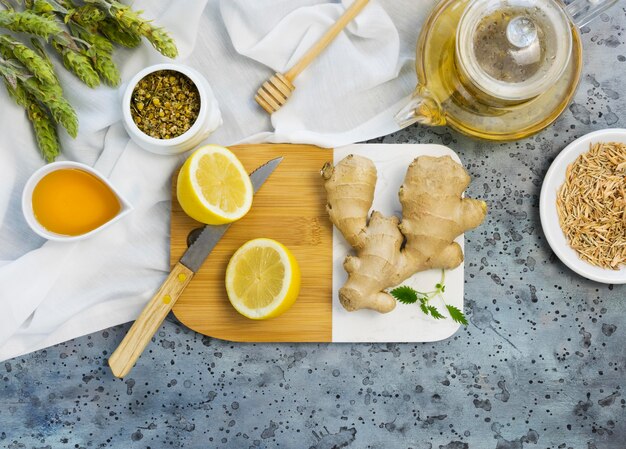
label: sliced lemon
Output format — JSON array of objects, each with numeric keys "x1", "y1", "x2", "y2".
[
  {"x1": 225, "y1": 238, "x2": 301, "y2": 320},
  {"x1": 177, "y1": 145, "x2": 253, "y2": 225}
]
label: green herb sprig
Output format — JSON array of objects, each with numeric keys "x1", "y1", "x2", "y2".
[
  {"x1": 0, "y1": 34, "x2": 56, "y2": 83},
  {"x1": 0, "y1": 0, "x2": 178, "y2": 162},
  {"x1": 0, "y1": 9, "x2": 61, "y2": 38},
  {"x1": 5, "y1": 79, "x2": 60, "y2": 161},
  {"x1": 97, "y1": 17, "x2": 140, "y2": 48},
  {"x1": 389, "y1": 270, "x2": 468, "y2": 325},
  {"x1": 88, "y1": 0, "x2": 178, "y2": 58},
  {"x1": 0, "y1": 55, "x2": 77, "y2": 136}
]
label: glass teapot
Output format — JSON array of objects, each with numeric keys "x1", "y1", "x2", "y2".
[{"x1": 395, "y1": 0, "x2": 618, "y2": 141}]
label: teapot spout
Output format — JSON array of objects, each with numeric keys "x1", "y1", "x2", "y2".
[{"x1": 395, "y1": 86, "x2": 446, "y2": 128}]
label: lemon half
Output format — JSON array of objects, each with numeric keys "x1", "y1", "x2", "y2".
[
  {"x1": 177, "y1": 145, "x2": 253, "y2": 225},
  {"x1": 225, "y1": 238, "x2": 301, "y2": 320}
]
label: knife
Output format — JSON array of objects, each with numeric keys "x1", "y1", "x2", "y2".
[{"x1": 108, "y1": 157, "x2": 283, "y2": 378}]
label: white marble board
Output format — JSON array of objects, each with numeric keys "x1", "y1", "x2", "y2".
[{"x1": 332, "y1": 144, "x2": 465, "y2": 343}]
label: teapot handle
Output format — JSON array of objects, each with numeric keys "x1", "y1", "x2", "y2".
[
  {"x1": 395, "y1": 86, "x2": 446, "y2": 129},
  {"x1": 565, "y1": 0, "x2": 618, "y2": 28}
]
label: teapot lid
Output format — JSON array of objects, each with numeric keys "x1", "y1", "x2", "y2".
[{"x1": 456, "y1": 0, "x2": 572, "y2": 101}]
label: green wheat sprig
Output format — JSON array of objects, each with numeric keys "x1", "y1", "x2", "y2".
[
  {"x1": 21, "y1": 74, "x2": 78, "y2": 137},
  {"x1": 52, "y1": 38, "x2": 99, "y2": 87},
  {"x1": 1, "y1": 58, "x2": 79, "y2": 137},
  {"x1": 27, "y1": 97, "x2": 59, "y2": 161},
  {"x1": 0, "y1": 10, "x2": 61, "y2": 38},
  {"x1": 4, "y1": 78, "x2": 60, "y2": 161},
  {"x1": 81, "y1": 30, "x2": 119, "y2": 85},
  {"x1": 76, "y1": 25, "x2": 112, "y2": 52},
  {"x1": 27, "y1": 0, "x2": 55, "y2": 15},
  {"x1": 71, "y1": 25, "x2": 119, "y2": 85},
  {"x1": 97, "y1": 17, "x2": 139, "y2": 47},
  {"x1": 69, "y1": 4, "x2": 105, "y2": 28},
  {"x1": 35, "y1": 0, "x2": 118, "y2": 86},
  {"x1": 0, "y1": 34, "x2": 57, "y2": 84},
  {"x1": 0, "y1": 0, "x2": 178, "y2": 162},
  {"x1": 24, "y1": 0, "x2": 102, "y2": 88},
  {"x1": 89, "y1": 0, "x2": 177, "y2": 58}
]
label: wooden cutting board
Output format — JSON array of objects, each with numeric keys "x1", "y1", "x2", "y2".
[
  {"x1": 171, "y1": 144, "x2": 466, "y2": 343},
  {"x1": 171, "y1": 144, "x2": 334, "y2": 342}
]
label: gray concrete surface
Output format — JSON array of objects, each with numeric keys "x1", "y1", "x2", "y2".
[{"x1": 1, "y1": 9, "x2": 625, "y2": 449}]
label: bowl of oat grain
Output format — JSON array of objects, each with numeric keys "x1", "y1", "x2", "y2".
[
  {"x1": 540, "y1": 128, "x2": 626, "y2": 284},
  {"x1": 122, "y1": 64, "x2": 222, "y2": 155}
]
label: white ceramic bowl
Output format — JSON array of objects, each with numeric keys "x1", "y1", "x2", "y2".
[
  {"x1": 22, "y1": 161, "x2": 133, "y2": 242},
  {"x1": 540, "y1": 128, "x2": 626, "y2": 284},
  {"x1": 122, "y1": 64, "x2": 222, "y2": 155}
]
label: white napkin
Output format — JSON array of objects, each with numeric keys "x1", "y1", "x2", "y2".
[{"x1": 0, "y1": 0, "x2": 432, "y2": 361}]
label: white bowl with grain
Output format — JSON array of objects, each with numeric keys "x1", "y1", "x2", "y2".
[
  {"x1": 540, "y1": 128, "x2": 626, "y2": 284},
  {"x1": 122, "y1": 63, "x2": 222, "y2": 155}
]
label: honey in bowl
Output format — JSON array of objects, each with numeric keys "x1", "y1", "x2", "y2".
[{"x1": 32, "y1": 168, "x2": 121, "y2": 236}]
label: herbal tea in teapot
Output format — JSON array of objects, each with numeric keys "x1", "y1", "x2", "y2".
[{"x1": 396, "y1": 0, "x2": 617, "y2": 141}]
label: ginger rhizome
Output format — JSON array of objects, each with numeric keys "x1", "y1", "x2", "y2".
[{"x1": 322, "y1": 154, "x2": 487, "y2": 313}]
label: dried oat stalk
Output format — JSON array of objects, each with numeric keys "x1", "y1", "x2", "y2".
[{"x1": 557, "y1": 142, "x2": 626, "y2": 269}]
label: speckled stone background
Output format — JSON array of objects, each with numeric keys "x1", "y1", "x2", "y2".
[{"x1": 2, "y1": 8, "x2": 626, "y2": 449}]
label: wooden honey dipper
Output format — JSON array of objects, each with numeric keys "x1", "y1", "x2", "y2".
[{"x1": 255, "y1": 0, "x2": 370, "y2": 114}]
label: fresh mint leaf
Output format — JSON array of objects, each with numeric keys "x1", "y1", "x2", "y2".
[
  {"x1": 445, "y1": 305, "x2": 468, "y2": 325},
  {"x1": 392, "y1": 270, "x2": 460, "y2": 325},
  {"x1": 426, "y1": 305, "x2": 445, "y2": 320},
  {"x1": 390, "y1": 286, "x2": 418, "y2": 304}
]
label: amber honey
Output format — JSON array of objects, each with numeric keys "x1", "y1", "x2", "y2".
[{"x1": 32, "y1": 168, "x2": 121, "y2": 236}]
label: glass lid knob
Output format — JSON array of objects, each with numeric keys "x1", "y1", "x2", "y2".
[
  {"x1": 456, "y1": 0, "x2": 573, "y2": 101},
  {"x1": 506, "y1": 16, "x2": 538, "y2": 48}
]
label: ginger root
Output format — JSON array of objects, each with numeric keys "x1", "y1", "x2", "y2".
[{"x1": 322, "y1": 154, "x2": 487, "y2": 313}]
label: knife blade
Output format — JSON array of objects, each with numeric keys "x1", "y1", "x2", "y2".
[
  {"x1": 108, "y1": 156, "x2": 283, "y2": 378},
  {"x1": 180, "y1": 156, "x2": 283, "y2": 273}
]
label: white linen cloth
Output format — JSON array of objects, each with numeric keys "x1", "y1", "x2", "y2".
[{"x1": 0, "y1": 0, "x2": 432, "y2": 361}]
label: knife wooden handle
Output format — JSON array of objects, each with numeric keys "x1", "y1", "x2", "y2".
[{"x1": 108, "y1": 262, "x2": 194, "y2": 378}]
